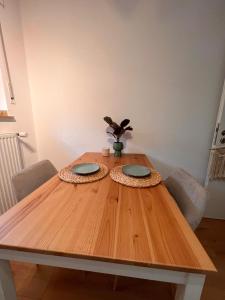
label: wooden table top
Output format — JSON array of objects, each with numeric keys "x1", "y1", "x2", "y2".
[{"x1": 0, "y1": 153, "x2": 216, "y2": 273}]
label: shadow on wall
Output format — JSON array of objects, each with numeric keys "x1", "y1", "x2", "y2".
[
  {"x1": 18, "y1": 137, "x2": 37, "y2": 168},
  {"x1": 19, "y1": 138, "x2": 36, "y2": 154},
  {"x1": 149, "y1": 156, "x2": 175, "y2": 180},
  {"x1": 110, "y1": 0, "x2": 139, "y2": 16}
]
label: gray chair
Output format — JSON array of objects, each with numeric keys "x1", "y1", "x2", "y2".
[
  {"x1": 12, "y1": 160, "x2": 57, "y2": 201},
  {"x1": 164, "y1": 168, "x2": 207, "y2": 231}
]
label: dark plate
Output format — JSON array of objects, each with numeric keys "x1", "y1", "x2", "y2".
[
  {"x1": 122, "y1": 164, "x2": 151, "y2": 178},
  {"x1": 72, "y1": 163, "x2": 100, "y2": 175}
]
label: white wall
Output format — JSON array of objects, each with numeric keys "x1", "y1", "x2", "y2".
[
  {"x1": 0, "y1": 0, "x2": 37, "y2": 166},
  {"x1": 20, "y1": 0, "x2": 225, "y2": 216}
]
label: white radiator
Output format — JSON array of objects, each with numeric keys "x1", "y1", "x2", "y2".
[{"x1": 0, "y1": 133, "x2": 23, "y2": 213}]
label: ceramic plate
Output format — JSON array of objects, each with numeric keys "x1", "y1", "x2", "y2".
[
  {"x1": 72, "y1": 163, "x2": 100, "y2": 175},
  {"x1": 122, "y1": 164, "x2": 151, "y2": 178}
]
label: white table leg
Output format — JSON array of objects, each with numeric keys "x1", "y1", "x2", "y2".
[
  {"x1": 175, "y1": 273, "x2": 205, "y2": 300},
  {"x1": 0, "y1": 260, "x2": 17, "y2": 300}
]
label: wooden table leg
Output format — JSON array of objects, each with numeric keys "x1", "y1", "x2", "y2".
[
  {"x1": 0, "y1": 260, "x2": 17, "y2": 300},
  {"x1": 175, "y1": 274, "x2": 205, "y2": 300}
]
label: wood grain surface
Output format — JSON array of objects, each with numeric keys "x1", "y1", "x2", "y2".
[{"x1": 0, "y1": 153, "x2": 216, "y2": 273}]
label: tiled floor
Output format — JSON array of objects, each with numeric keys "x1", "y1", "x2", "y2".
[{"x1": 11, "y1": 218, "x2": 225, "y2": 300}]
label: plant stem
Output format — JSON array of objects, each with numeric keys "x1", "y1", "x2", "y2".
[{"x1": 107, "y1": 131, "x2": 116, "y2": 139}]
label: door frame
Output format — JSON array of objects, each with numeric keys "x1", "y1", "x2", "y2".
[{"x1": 205, "y1": 79, "x2": 225, "y2": 186}]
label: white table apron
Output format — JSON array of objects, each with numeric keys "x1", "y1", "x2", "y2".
[{"x1": 0, "y1": 249, "x2": 206, "y2": 300}]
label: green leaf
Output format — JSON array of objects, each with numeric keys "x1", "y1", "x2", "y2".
[{"x1": 120, "y1": 119, "x2": 130, "y2": 128}]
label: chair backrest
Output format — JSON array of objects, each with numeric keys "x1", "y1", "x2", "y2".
[
  {"x1": 164, "y1": 168, "x2": 207, "y2": 230},
  {"x1": 12, "y1": 160, "x2": 57, "y2": 201}
]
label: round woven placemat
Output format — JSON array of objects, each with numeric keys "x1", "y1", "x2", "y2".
[
  {"x1": 58, "y1": 163, "x2": 109, "y2": 184},
  {"x1": 110, "y1": 166, "x2": 162, "y2": 188}
]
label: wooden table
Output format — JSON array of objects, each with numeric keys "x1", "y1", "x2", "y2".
[{"x1": 0, "y1": 153, "x2": 216, "y2": 300}]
